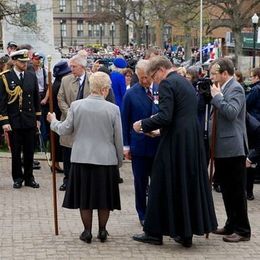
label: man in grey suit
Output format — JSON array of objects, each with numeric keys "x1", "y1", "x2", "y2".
[
  {"x1": 209, "y1": 58, "x2": 251, "y2": 243},
  {"x1": 57, "y1": 54, "x2": 90, "y2": 191}
]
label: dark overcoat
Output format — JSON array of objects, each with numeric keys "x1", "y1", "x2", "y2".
[{"x1": 141, "y1": 71, "x2": 217, "y2": 238}]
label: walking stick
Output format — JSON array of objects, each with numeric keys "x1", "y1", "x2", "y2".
[
  {"x1": 47, "y1": 55, "x2": 59, "y2": 235},
  {"x1": 206, "y1": 107, "x2": 217, "y2": 239}
]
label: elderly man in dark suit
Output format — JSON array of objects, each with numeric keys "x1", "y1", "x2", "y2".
[
  {"x1": 209, "y1": 58, "x2": 251, "y2": 243},
  {"x1": 0, "y1": 49, "x2": 41, "y2": 189},
  {"x1": 121, "y1": 59, "x2": 160, "y2": 227}
]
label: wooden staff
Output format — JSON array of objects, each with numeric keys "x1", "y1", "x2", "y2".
[{"x1": 47, "y1": 55, "x2": 59, "y2": 235}]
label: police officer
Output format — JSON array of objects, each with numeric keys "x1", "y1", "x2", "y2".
[{"x1": 0, "y1": 49, "x2": 41, "y2": 189}]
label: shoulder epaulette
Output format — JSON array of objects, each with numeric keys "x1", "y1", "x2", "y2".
[{"x1": 0, "y1": 70, "x2": 10, "y2": 77}]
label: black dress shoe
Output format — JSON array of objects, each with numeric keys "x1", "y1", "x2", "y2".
[
  {"x1": 33, "y1": 163, "x2": 41, "y2": 170},
  {"x1": 174, "y1": 236, "x2": 193, "y2": 248},
  {"x1": 213, "y1": 184, "x2": 221, "y2": 193},
  {"x1": 247, "y1": 193, "x2": 255, "y2": 200},
  {"x1": 133, "y1": 233, "x2": 162, "y2": 245},
  {"x1": 59, "y1": 183, "x2": 67, "y2": 191},
  {"x1": 33, "y1": 160, "x2": 40, "y2": 166},
  {"x1": 24, "y1": 179, "x2": 40, "y2": 188},
  {"x1": 97, "y1": 229, "x2": 109, "y2": 242},
  {"x1": 13, "y1": 181, "x2": 23, "y2": 189},
  {"x1": 212, "y1": 227, "x2": 233, "y2": 235},
  {"x1": 118, "y1": 177, "x2": 124, "y2": 184},
  {"x1": 80, "y1": 230, "x2": 92, "y2": 243}
]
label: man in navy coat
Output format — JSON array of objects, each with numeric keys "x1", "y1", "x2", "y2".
[{"x1": 121, "y1": 59, "x2": 160, "y2": 226}]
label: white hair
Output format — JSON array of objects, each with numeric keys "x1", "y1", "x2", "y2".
[
  {"x1": 135, "y1": 59, "x2": 150, "y2": 75},
  {"x1": 69, "y1": 54, "x2": 87, "y2": 68}
]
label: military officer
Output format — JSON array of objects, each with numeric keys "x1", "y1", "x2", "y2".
[{"x1": 0, "y1": 49, "x2": 41, "y2": 189}]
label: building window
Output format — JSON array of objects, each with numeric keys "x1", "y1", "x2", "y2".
[
  {"x1": 59, "y1": 0, "x2": 66, "y2": 11},
  {"x1": 77, "y1": 20, "x2": 84, "y2": 37},
  {"x1": 76, "y1": 0, "x2": 83, "y2": 12},
  {"x1": 88, "y1": 23, "x2": 101, "y2": 37},
  {"x1": 87, "y1": 0, "x2": 97, "y2": 12},
  {"x1": 61, "y1": 20, "x2": 67, "y2": 37}
]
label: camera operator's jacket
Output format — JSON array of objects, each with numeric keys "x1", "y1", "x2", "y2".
[{"x1": 209, "y1": 78, "x2": 248, "y2": 158}]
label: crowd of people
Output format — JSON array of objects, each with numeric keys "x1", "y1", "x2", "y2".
[{"x1": 0, "y1": 41, "x2": 259, "y2": 247}]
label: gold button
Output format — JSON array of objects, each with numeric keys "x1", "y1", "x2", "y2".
[{"x1": 29, "y1": 108, "x2": 32, "y2": 111}]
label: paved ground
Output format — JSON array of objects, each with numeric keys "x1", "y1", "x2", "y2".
[{"x1": 0, "y1": 152, "x2": 259, "y2": 260}]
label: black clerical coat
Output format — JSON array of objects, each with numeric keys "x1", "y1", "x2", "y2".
[{"x1": 142, "y1": 71, "x2": 217, "y2": 238}]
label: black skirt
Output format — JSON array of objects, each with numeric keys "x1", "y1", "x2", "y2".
[{"x1": 62, "y1": 163, "x2": 121, "y2": 210}]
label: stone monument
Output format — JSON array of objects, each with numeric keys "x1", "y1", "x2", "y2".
[{"x1": 2, "y1": 0, "x2": 61, "y2": 66}]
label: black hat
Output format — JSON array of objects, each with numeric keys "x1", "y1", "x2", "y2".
[
  {"x1": 53, "y1": 60, "x2": 71, "y2": 77},
  {"x1": 10, "y1": 49, "x2": 30, "y2": 61},
  {"x1": 7, "y1": 41, "x2": 17, "y2": 48}
]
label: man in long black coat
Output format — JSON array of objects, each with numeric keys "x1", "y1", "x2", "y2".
[{"x1": 133, "y1": 56, "x2": 217, "y2": 247}]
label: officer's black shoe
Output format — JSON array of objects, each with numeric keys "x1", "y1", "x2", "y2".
[
  {"x1": 13, "y1": 181, "x2": 23, "y2": 189},
  {"x1": 33, "y1": 161, "x2": 41, "y2": 170},
  {"x1": 33, "y1": 160, "x2": 40, "y2": 166},
  {"x1": 25, "y1": 179, "x2": 40, "y2": 188}
]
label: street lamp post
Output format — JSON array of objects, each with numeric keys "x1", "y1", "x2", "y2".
[
  {"x1": 100, "y1": 24, "x2": 103, "y2": 47},
  {"x1": 60, "y1": 19, "x2": 64, "y2": 49},
  {"x1": 111, "y1": 22, "x2": 115, "y2": 46},
  {"x1": 252, "y1": 13, "x2": 259, "y2": 68},
  {"x1": 126, "y1": 20, "x2": 129, "y2": 46},
  {"x1": 145, "y1": 20, "x2": 149, "y2": 49},
  {"x1": 199, "y1": 0, "x2": 203, "y2": 64}
]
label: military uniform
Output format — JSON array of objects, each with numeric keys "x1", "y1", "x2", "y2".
[{"x1": 0, "y1": 49, "x2": 41, "y2": 188}]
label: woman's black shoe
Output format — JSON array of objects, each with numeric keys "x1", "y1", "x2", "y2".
[
  {"x1": 79, "y1": 230, "x2": 92, "y2": 243},
  {"x1": 174, "y1": 236, "x2": 192, "y2": 248},
  {"x1": 97, "y1": 229, "x2": 109, "y2": 242}
]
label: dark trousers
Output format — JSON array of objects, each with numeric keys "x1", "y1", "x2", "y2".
[
  {"x1": 131, "y1": 155, "x2": 154, "y2": 221},
  {"x1": 40, "y1": 104, "x2": 50, "y2": 145},
  {"x1": 246, "y1": 168, "x2": 255, "y2": 196},
  {"x1": 215, "y1": 156, "x2": 251, "y2": 237},
  {"x1": 62, "y1": 146, "x2": 71, "y2": 185},
  {"x1": 9, "y1": 128, "x2": 35, "y2": 182}
]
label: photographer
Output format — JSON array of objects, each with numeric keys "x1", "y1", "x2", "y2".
[{"x1": 187, "y1": 67, "x2": 211, "y2": 162}]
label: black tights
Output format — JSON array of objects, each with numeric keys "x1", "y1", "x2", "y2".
[{"x1": 80, "y1": 209, "x2": 110, "y2": 232}]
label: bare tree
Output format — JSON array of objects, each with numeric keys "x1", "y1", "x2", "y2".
[
  {"x1": 148, "y1": 0, "x2": 200, "y2": 58},
  {"x1": 204, "y1": 0, "x2": 260, "y2": 66},
  {"x1": 0, "y1": 0, "x2": 40, "y2": 32}
]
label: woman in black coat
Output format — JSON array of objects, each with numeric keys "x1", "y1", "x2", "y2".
[{"x1": 51, "y1": 60, "x2": 72, "y2": 171}]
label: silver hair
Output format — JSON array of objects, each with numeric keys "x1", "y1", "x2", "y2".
[
  {"x1": 89, "y1": 71, "x2": 111, "y2": 93},
  {"x1": 69, "y1": 54, "x2": 87, "y2": 68},
  {"x1": 135, "y1": 59, "x2": 150, "y2": 75}
]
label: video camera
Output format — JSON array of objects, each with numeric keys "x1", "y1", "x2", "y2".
[{"x1": 196, "y1": 77, "x2": 213, "y2": 102}]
